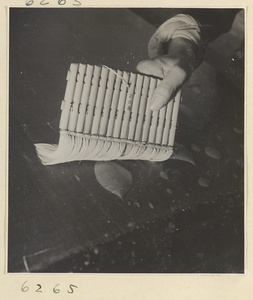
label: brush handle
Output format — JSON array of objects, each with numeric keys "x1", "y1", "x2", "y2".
[
  {"x1": 68, "y1": 64, "x2": 87, "y2": 132},
  {"x1": 59, "y1": 63, "x2": 79, "y2": 130},
  {"x1": 168, "y1": 90, "x2": 181, "y2": 147},
  {"x1": 75, "y1": 64, "x2": 94, "y2": 133}
]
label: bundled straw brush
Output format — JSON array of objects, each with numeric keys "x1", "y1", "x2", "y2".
[{"x1": 35, "y1": 63, "x2": 181, "y2": 165}]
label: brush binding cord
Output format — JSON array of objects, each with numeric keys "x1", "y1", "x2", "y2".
[{"x1": 35, "y1": 63, "x2": 181, "y2": 165}]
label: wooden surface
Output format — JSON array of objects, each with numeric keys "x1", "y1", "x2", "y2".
[{"x1": 8, "y1": 8, "x2": 244, "y2": 272}]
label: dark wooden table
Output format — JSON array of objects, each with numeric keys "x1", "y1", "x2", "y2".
[{"x1": 9, "y1": 8, "x2": 244, "y2": 273}]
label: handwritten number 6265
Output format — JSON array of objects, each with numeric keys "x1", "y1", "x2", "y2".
[
  {"x1": 21, "y1": 282, "x2": 78, "y2": 294},
  {"x1": 25, "y1": 0, "x2": 81, "y2": 5}
]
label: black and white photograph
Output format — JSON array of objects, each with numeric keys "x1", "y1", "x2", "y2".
[{"x1": 8, "y1": 7, "x2": 244, "y2": 274}]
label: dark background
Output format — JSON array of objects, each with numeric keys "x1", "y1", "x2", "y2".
[{"x1": 9, "y1": 8, "x2": 244, "y2": 273}]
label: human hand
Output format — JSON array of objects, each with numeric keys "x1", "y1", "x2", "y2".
[{"x1": 137, "y1": 15, "x2": 202, "y2": 111}]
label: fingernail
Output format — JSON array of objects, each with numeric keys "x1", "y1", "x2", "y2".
[
  {"x1": 136, "y1": 60, "x2": 148, "y2": 72},
  {"x1": 150, "y1": 96, "x2": 166, "y2": 111}
]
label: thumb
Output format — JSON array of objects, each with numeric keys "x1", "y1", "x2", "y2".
[
  {"x1": 150, "y1": 65, "x2": 187, "y2": 111},
  {"x1": 136, "y1": 59, "x2": 165, "y2": 78}
]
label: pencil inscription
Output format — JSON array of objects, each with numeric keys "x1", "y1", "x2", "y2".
[
  {"x1": 25, "y1": 0, "x2": 82, "y2": 6},
  {"x1": 21, "y1": 281, "x2": 78, "y2": 294}
]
